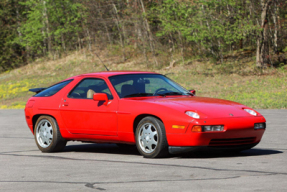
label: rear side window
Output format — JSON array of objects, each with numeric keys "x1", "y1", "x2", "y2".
[{"x1": 34, "y1": 80, "x2": 73, "y2": 97}]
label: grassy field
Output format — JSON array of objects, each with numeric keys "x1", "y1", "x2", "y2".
[{"x1": 0, "y1": 49, "x2": 286, "y2": 109}]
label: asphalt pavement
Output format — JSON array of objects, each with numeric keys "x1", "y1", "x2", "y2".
[{"x1": 0, "y1": 109, "x2": 286, "y2": 192}]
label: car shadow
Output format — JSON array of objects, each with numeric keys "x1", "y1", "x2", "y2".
[
  {"x1": 62, "y1": 143, "x2": 283, "y2": 158},
  {"x1": 176, "y1": 148, "x2": 283, "y2": 159},
  {"x1": 63, "y1": 143, "x2": 140, "y2": 156}
]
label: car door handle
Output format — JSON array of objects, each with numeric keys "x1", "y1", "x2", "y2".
[{"x1": 63, "y1": 102, "x2": 69, "y2": 106}]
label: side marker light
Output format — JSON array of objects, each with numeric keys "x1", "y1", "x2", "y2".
[{"x1": 172, "y1": 125, "x2": 185, "y2": 129}]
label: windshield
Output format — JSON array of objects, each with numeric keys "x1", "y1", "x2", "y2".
[{"x1": 109, "y1": 74, "x2": 189, "y2": 98}]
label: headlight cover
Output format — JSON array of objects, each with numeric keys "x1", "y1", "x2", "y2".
[
  {"x1": 185, "y1": 111, "x2": 200, "y2": 119},
  {"x1": 192, "y1": 125, "x2": 224, "y2": 132},
  {"x1": 202, "y1": 125, "x2": 224, "y2": 132},
  {"x1": 244, "y1": 109, "x2": 257, "y2": 116}
]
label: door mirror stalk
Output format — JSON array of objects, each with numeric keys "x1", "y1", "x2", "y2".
[
  {"x1": 93, "y1": 93, "x2": 109, "y2": 105},
  {"x1": 189, "y1": 89, "x2": 196, "y2": 96}
]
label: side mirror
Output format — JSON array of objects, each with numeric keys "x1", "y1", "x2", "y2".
[
  {"x1": 189, "y1": 89, "x2": 196, "y2": 96},
  {"x1": 93, "y1": 93, "x2": 109, "y2": 105}
]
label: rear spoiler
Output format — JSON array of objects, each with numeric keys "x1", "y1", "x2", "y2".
[{"x1": 29, "y1": 88, "x2": 46, "y2": 94}]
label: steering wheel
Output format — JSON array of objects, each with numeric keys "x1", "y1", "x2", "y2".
[
  {"x1": 70, "y1": 92, "x2": 81, "y2": 98},
  {"x1": 153, "y1": 88, "x2": 168, "y2": 96}
]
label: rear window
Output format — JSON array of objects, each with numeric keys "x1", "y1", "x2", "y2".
[{"x1": 34, "y1": 79, "x2": 73, "y2": 97}]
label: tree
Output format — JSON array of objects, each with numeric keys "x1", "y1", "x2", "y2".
[
  {"x1": 16, "y1": 0, "x2": 84, "y2": 58},
  {"x1": 154, "y1": 0, "x2": 259, "y2": 61},
  {"x1": 0, "y1": 0, "x2": 26, "y2": 71},
  {"x1": 256, "y1": 0, "x2": 274, "y2": 67}
]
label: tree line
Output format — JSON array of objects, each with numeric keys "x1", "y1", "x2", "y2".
[{"x1": 0, "y1": 0, "x2": 286, "y2": 72}]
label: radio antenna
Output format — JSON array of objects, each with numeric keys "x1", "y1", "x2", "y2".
[
  {"x1": 164, "y1": 72, "x2": 174, "y2": 76},
  {"x1": 94, "y1": 52, "x2": 109, "y2": 71}
]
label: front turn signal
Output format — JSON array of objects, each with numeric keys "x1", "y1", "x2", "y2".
[{"x1": 192, "y1": 125, "x2": 202, "y2": 132}]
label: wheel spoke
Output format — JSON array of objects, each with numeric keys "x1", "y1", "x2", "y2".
[
  {"x1": 143, "y1": 140, "x2": 148, "y2": 149},
  {"x1": 41, "y1": 136, "x2": 47, "y2": 145},
  {"x1": 39, "y1": 126, "x2": 44, "y2": 133},
  {"x1": 47, "y1": 138, "x2": 52, "y2": 145},
  {"x1": 39, "y1": 131, "x2": 44, "y2": 138},
  {"x1": 146, "y1": 124, "x2": 152, "y2": 133},
  {"x1": 46, "y1": 132, "x2": 53, "y2": 140},
  {"x1": 140, "y1": 129, "x2": 145, "y2": 140},
  {"x1": 140, "y1": 134, "x2": 145, "y2": 142},
  {"x1": 38, "y1": 135, "x2": 43, "y2": 143},
  {"x1": 47, "y1": 127, "x2": 53, "y2": 139},
  {"x1": 143, "y1": 125, "x2": 149, "y2": 135},
  {"x1": 140, "y1": 140, "x2": 145, "y2": 148},
  {"x1": 150, "y1": 139, "x2": 157, "y2": 146},
  {"x1": 150, "y1": 131, "x2": 157, "y2": 138}
]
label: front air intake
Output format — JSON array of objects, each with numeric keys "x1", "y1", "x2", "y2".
[{"x1": 209, "y1": 137, "x2": 256, "y2": 146}]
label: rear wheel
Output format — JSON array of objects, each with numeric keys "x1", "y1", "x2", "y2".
[
  {"x1": 135, "y1": 116, "x2": 168, "y2": 158},
  {"x1": 34, "y1": 116, "x2": 67, "y2": 152}
]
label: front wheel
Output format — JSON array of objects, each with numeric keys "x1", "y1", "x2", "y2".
[
  {"x1": 135, "y1": 117, "x2": 168, "y2": 158},
  {"x1": 34, "y1": 116, "x2": 67, "y2": 152}
]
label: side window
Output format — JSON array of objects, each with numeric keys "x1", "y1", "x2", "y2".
[
  {"x1": 68, "y1": 78, "x2": 113, "y2": 99},
  {"x1": 35, "y1": 80, "x2": 73, "y2": 97}
]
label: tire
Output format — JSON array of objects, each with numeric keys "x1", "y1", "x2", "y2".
[
  {"x1": 34, "y1": 116, "x2": 67, "y2": 152},
  {"x1": 135, "y1": 116, "x2": 169, "y2": 158}
]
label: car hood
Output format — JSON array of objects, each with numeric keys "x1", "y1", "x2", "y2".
[{"x1": 131, "y1": 96, "x2": 256, "y2": 119}]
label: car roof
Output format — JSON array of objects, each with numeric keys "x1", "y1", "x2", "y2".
[{"x1": 67, "y1": 71, "x2": 159, "y2": 80}]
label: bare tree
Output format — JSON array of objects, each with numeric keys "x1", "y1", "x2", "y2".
[{"x1": 256, "y1": 0, "x2": 273, "y2": 67}]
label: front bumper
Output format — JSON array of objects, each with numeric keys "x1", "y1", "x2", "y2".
[
  {"x1": 25, "y1": 107, "x2": 34, "y2": 134},
  {"x1": 166, "y1": 116, "x2": 265, "y2": 147}
]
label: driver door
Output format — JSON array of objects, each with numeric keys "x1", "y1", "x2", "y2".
[{"x1": 59, "y1": 77, "x2": 118, "y2": 136}]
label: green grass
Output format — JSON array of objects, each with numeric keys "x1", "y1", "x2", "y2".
[
  {"x1": 0, "y1": 49, "x2": 286, "y2": 109},
  {"x1": 170, "y1": 70, "x2": 287, "y2": 109},
  {"x1": 219, "y1": 77, "x2": 287, "y2": 108}
]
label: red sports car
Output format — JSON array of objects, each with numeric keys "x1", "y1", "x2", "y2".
[{"x1": 25, "y1": 71, "x2": 266, "y2": 158}]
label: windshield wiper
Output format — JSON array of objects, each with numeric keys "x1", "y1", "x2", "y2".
[
  {"x1": 124, "y1": 93, "x2": 153, "y2": 98},
  {"x1": 156, "y1": 92, "x2": 183, "y2": 96}
]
